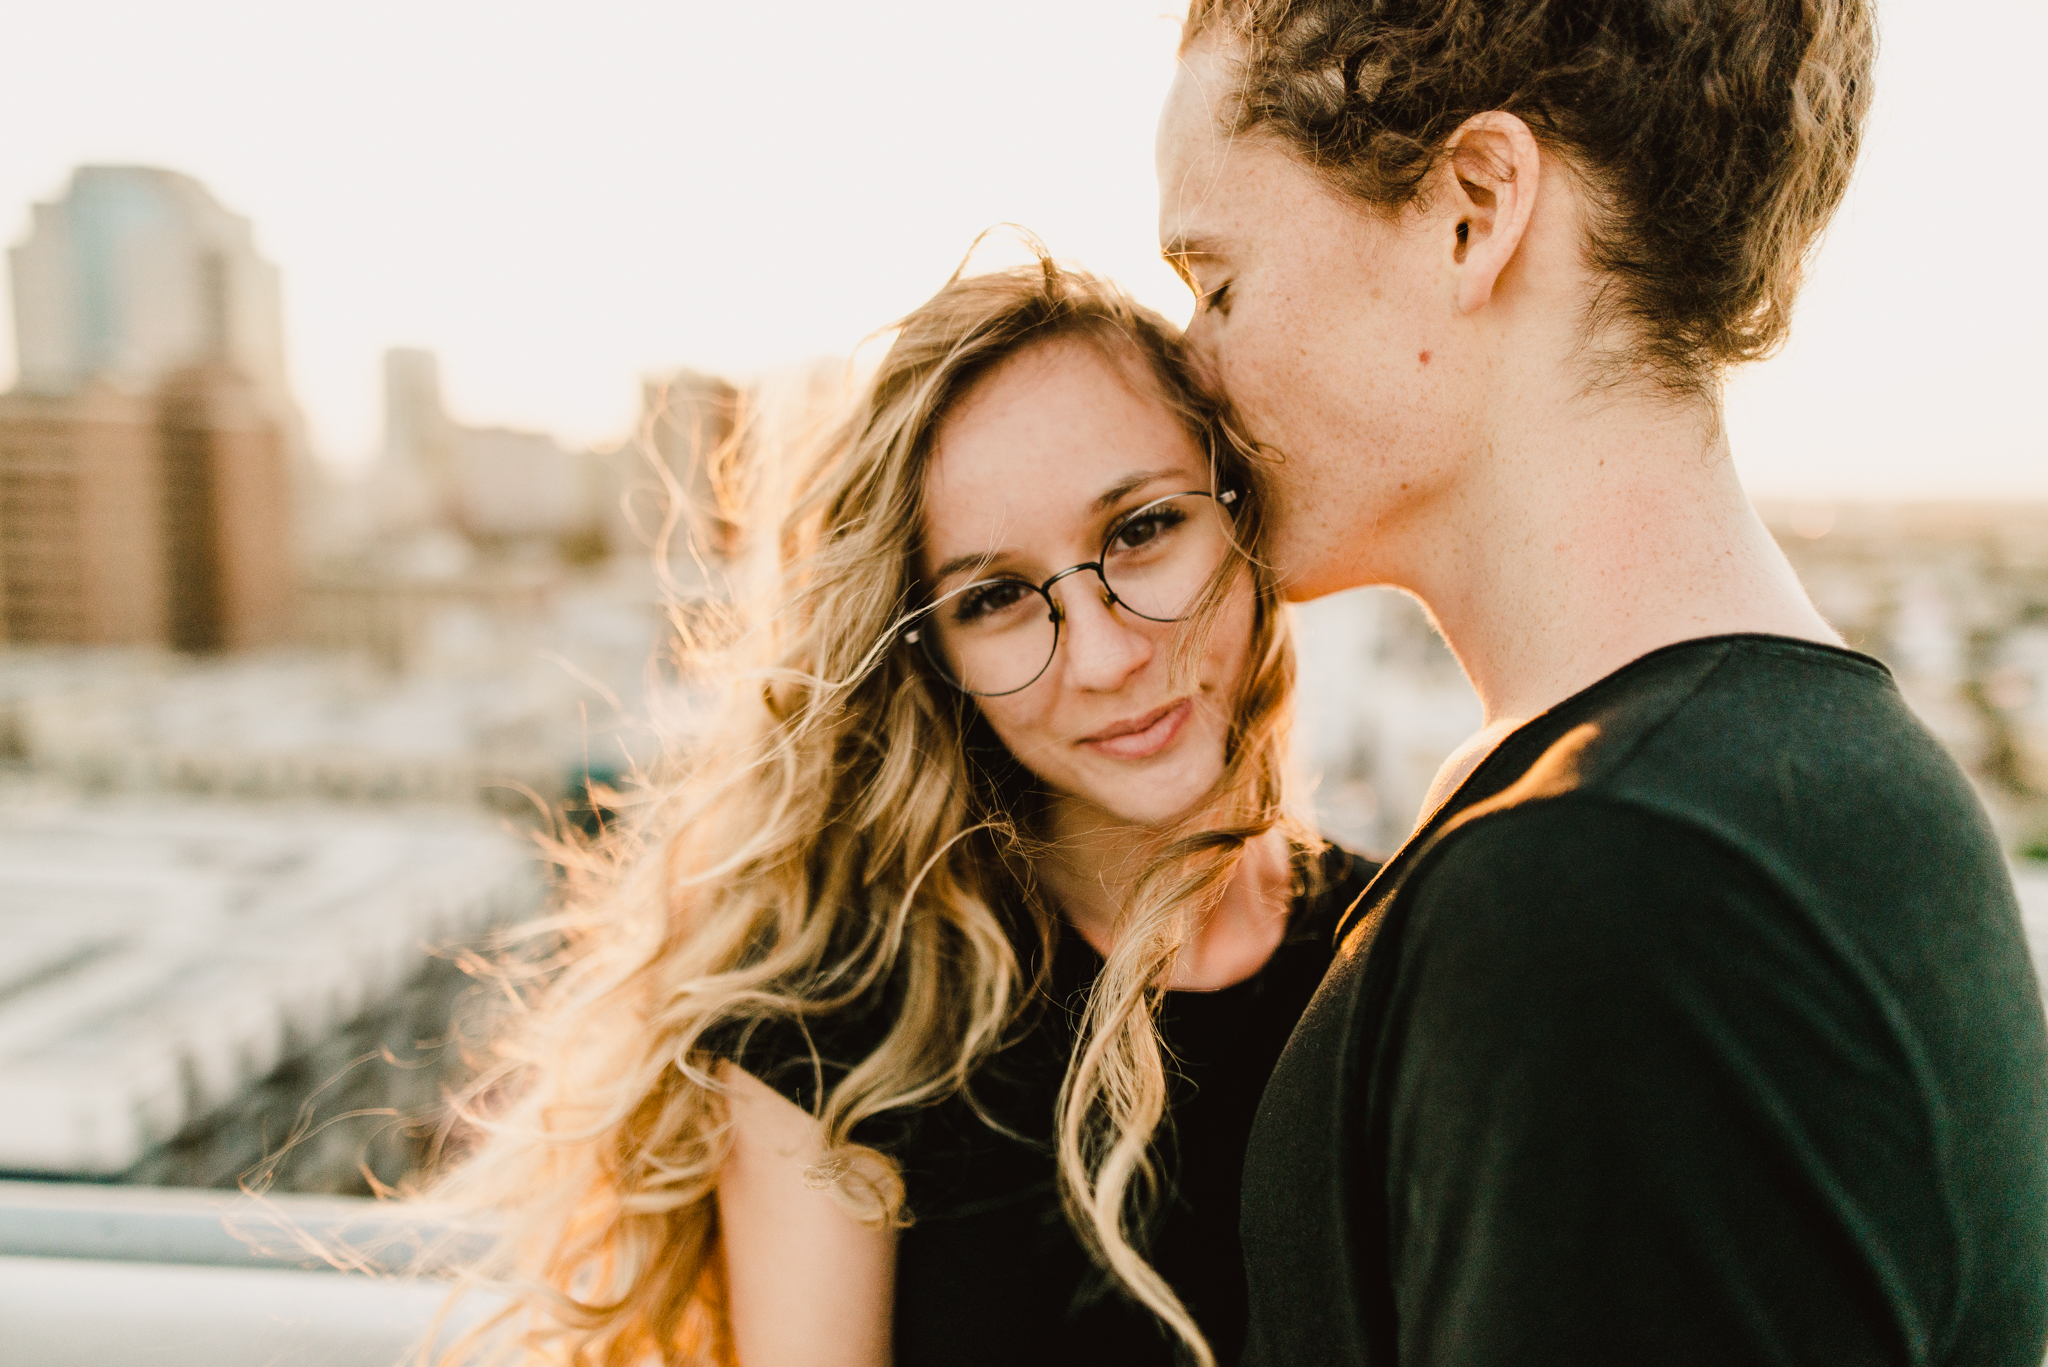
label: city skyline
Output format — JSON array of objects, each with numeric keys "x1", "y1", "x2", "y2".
[{"x1": 2, "y1": 0, "x2": 2042, "y2": 497}]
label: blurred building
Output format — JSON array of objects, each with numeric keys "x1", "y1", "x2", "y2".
[
  {"x1": 296, "y1": 555, "x2": 557, "y2": 674},
  {"x1": 2, "y1": 167, "x2": 298, "y2": 651},
  {"x1": 375, "y1": 347, "x2": 458, "y2": 531},
  {"x1": 365, "y1": 352, "x2": 839, "y2": 582},
  {"x1": 0, "y1": 368, "x2": 292, "y2": 650},
  {"x1": 0, "y1": 557, "x2": 700, "y2": 812},
  {"x1": 7, "y1": 166, "x2": 303, "y2": 463},
  {"x1": 604, "y1": 368, "x2": 742, "y2": 561},
  {"x1": 309, "y1": 349, "x2": 605, "y2": 673},
  {"x1": 1291, "y1": 587, "x2": 1482, "y2": 855},
  {"x1": 372, "y1": 346, "x2": 591, "y2": 544},
  {"x1": 456, "y1": 425, "x2": 588, "y2": 541}
]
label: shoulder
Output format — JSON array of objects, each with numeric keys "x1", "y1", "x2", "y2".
[
  {"x1": 1377, "y1": 796, "x2": 1948, "y2": 1158},
  {"x1": 1433, "y1": 636, "x2": 2008, "y2": 936},
  {"x1": 1564, "y1": 636, "x2": 1971, "y2": 839},
  {"x1": 1377, "y1": 787, "x2": 1956, "y2": 1106},
  {"x1": 1503, "y1": 636, "x2": 1902, "y2": 784},
  {"x1": 1396, "y1": 796, "x2": 1785, "y2": 1017},
  {"x1": 704, "y1": 995, "x2": 898, "y2": 1119},
  {"x1": 1378, "y1": 786, "x2": 2023, "y2": 1134}
]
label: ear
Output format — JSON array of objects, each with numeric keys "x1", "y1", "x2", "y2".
[{"x1": 1443, "y1": 112, "x2": 1542, "y2": 315}]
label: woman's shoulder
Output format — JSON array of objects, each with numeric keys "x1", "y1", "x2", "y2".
[
  {"x1": 702, "y1": 916, "x2": 1060, "y2": 1137},
  {"x1": 701, "y1": 992, "x2": 899, "y2": 1119}
]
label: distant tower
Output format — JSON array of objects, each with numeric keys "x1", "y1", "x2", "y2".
[
  {"x1": 377, "y1": 346, "x2": 586, "y2": 541},
  {"x1": 0, "y1": 167, "x2": 295, "y2": 649},
  {"x1": 378, "y1": 347, "x2": 458, "y2": 529}
]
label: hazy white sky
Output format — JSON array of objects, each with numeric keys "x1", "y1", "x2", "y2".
[{"x1": 2, "y1": 0, "x2": 2040, "y2": 497}]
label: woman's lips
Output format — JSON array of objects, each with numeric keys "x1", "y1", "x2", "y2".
[{"x1": 1080, "y1": 698, "x2": 1193, "y2": 761}]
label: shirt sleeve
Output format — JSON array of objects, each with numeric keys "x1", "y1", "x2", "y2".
[
  {"x1": 1377, "y1": 795, "x2": 1955, "y2": 1366},
  {"x1": 700, "y1": 990, "x2": 900, "y2": 1121}
]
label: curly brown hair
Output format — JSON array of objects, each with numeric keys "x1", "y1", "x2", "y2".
[{"x1": 1183, "y1": 0, "x2": 1876, "y2": 392}]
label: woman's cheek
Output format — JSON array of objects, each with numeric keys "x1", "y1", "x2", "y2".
[
  {"x1": 972, "y1": 697, "x2": 1053, "y2": 773},
  {"x1": 1203, "y1": 590, "x2": 1259, "y2": 698}
]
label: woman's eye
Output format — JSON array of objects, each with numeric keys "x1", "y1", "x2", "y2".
[
  {"x1": 1111, "y1": 506, "x2": 1187, "y2": 553},
  {"x1": 951, "y1": 579, "x2": 1034, "y2": 624},
  {"x1": 1202, "y1": 282, "x2": 1232, "y2": 316}
]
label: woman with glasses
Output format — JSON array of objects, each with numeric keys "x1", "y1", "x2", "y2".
[{"x1": 436, "y1": 258, "x2": 1374, "y2": 1367}]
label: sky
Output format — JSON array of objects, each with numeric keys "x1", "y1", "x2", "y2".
[{"x1": 1, "y1": 0, "x2": 2040, "y2": 498}]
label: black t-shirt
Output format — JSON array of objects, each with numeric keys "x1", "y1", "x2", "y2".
[
  {"x1": 720, "y1": 844, "x2": 1377, "y2": 1367},
  {"x1": 1240, "y1": 635, "x2": 2048, "y2": 1366}
]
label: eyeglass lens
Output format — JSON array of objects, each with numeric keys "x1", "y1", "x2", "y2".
[{"x1": 921, "y1": 492, "x2": 1232, "y2": 697}]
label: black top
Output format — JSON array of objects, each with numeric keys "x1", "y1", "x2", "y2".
[
  {"x1": 1240, "y1": 635, "x2": 2048, "y2": 1366},
  {"x1": 720, "y1": 844, "x2": 1377, "y2": 1367}
]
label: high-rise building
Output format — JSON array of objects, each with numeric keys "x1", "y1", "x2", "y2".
[
  {"x1": 0, "y1": 368, "x2": 292, "y2": 649},
  {"x1": 1, "y1": 167, "x2": 296, "y2": 650},
  {"x1": 155, "y1": 368, "x2": 295, "y2": 650},
  {"x1": 9, "y1": 167, "x2": 294, "y2": 429},
  {"x1": 0, "y1": 386, "x2": 160, "y2": 644}
]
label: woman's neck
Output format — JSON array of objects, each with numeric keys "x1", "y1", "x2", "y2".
[{"x1": 1035, "y1": 801, "x2": 1297, "y2": 991}]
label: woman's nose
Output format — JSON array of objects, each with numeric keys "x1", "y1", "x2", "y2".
[{"x1": 1054, "y1": 578, "x2": 1153, "y2": 691}]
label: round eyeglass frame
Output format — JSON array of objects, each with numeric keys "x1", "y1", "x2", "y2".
[{"x1": 903, "y1": 487, "x2": 1240, "y2": 698}]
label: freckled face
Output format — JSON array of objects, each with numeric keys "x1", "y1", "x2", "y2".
[
  {"x1": 919, "y1": 336, "x2": 1256, "y2": 830},
  {"x1": 1157, "y1": 42, "x2": 1469, "y2": 600}
]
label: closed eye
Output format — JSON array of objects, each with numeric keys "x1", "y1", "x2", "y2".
[{"x1": 1200, "y1": 281, "x2": 1232, "y2": 316}]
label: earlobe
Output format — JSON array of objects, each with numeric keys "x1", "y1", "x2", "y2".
[{"x1": 1446, "y1": 112, "x2": 1542, "y2": 314}]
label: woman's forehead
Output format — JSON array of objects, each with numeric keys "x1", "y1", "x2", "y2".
[{"x1": 925, "y1": 336, "x2": 1203, "y2": 512}]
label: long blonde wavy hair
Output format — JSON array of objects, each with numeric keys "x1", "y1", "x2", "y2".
[{"x1": 431, "y1": 256, "x2": 1316, "y2": 1367}]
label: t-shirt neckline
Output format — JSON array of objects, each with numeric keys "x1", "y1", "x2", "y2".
[
  {"x1": 1058, "y1": 845, "x2": 1358, "y2": 1000},
  {"x1": 1334, "y1": 631, "x2": 1886, "y2": 944},
  {"x1": 1440, "y1": 631, "x2": 1883, "y2": 823}
]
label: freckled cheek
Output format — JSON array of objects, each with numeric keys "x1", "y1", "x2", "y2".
[
  {"x1": 974, "y1": 693, "x2": 1071, "y2": 769},
  {"x1": 1199, "y1": 591, "x2": 1258, "y2": 699},
  {"x1": 1215, "y1": 323, "x2": 1296, "y2": 436}
]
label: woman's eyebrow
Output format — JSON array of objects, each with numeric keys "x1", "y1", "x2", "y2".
[
  {"x1": 932, "y1": 547, "x2": 1008, "y2": 585},
  {"x1": 931, "y1": 472, "x2": 1183, "y2": 583},
  {"x1": 1092, "y1": 470, "x2": 1176, "y2": 512}
]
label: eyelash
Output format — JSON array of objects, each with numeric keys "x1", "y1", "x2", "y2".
[{"x1": 1201, "y1": 282, "x2": 1232, "y2": 315}]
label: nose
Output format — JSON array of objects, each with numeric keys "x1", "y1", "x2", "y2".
[{"x1": 1053, "y1": 576, "x2": 1153, "y2": 692}]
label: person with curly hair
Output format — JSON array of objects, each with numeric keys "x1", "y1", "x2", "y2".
[{"x1": 1157, "y1": 2, "x2": 2048, "y2": 1363}]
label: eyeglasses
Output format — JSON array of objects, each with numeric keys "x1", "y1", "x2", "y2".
[{"x1": 905, "y1": 488, "x2": 1239, "y2": 697}]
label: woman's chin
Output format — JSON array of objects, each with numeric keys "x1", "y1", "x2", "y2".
[{"x1": 1073, "y1": 759, "x2": 1226, "y2": 831}]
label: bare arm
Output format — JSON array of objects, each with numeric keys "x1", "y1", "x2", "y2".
[{"x1": 715, "y1": 1062, "x2": 896, "y2": 1367}]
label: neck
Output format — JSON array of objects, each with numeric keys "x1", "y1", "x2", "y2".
[
  {"x1": 1386, "y1": 384, "x2": 1836, "y2": 732},
  {"x1": 1036, "y1": 801, "x2": 1149, "y2": 948},
  {"x1": 1036, "y1": 800, "x2": 1296, "y2": 990}
]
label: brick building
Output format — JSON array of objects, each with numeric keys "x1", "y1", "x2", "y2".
[{"x1": 0, "y1": 367, "x2": 292, "y2": 650}]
